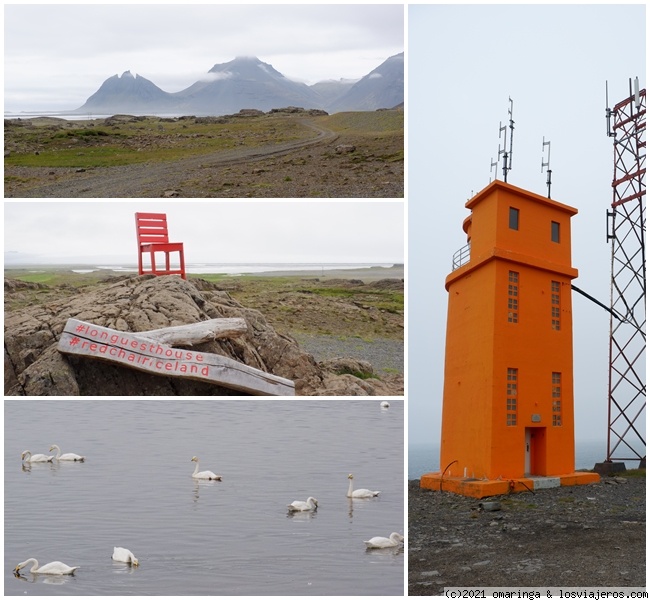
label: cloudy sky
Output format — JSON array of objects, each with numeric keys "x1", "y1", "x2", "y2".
[
  {"x1": 4, "y1": 201, "x2": 404, "y2": 266},
  {"x1": 4, "y1": 3, "x2": 404, "y2": 112},
  {"x1": 409, "y1": 4, "x2": 646, "y2": 458}
]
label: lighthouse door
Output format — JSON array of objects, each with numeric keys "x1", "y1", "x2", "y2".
[{"x1": 524, "y1": 428, "x2": 532, "y2": 476}]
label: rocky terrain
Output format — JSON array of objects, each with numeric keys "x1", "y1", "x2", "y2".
[
  {"x1": 4, "y1": 110, "x2": 403, "y2": 198},
  {"x1": 4, "y1": 274, "x2": 404, "y2": 396},
  {"x1": 409, "y1": 474, "x2": 646, "y2": 594}
]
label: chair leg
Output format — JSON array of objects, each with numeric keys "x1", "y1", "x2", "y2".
[{"x1": 179, "y1": 248, "x2": 186, "y2": 280}]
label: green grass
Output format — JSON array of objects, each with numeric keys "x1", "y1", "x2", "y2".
[
  {"x1": 334, "y1": 366, "x2": 379, "y2": 380},
  {"x1": 322, "y1": 110, "x2": 403, "y2": 133},
  {"x1": 7, "y1": 269, "x2": 117, "y2": 287},
  {"x1": 4, "y1": 115, "x2": 312, "y2": 169},
  {"x1": 52, "y1": 129, "x2": 110, "y2": 138},
  {"x1": 617, "y1": 469, "x2": 646, "y2": 478}
]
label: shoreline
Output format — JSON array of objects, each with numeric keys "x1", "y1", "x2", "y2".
[{"x1": 5, "y1": 264, "x2": 404, "y2": 282}]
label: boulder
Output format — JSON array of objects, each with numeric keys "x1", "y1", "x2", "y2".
[
  {"x1": 335, "y1": 144, "x2": 356, "y2": 154},
  {"x1": 4, "y1": 275, "x2": 402, "y2": 397}
]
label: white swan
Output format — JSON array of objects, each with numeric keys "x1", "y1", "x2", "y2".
[
  {"x1": 364, "y1": 532, "x2": 404, "y2": 548},
  {"x1": 112, "y1": 547, "x2": 139, "y2": 566},
  {"x1": 287, "y1": 497, "x2": 318, "y2": 512},
  {"x1": 21, "y1": 450, "x2": 53, "y2": 463},
  {"x1": 380, "y1": 401, "x2": 390, "y2": 409},
  {"x1": 14, "y1": 558, "x2": 79, "y2": 575},
  {"x1": 191, "y1": 456, "x2": 222, "y2": 480},
  {"x1": 50, "y1": 445, "x2": 85, "y2": 462},
  {"x1": 347, "y1": 474, "x2": 380, "y2": 498}
]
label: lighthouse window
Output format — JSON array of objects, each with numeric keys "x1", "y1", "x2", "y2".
[
  {"x1": 508, "y1": 271, "x2": 519, "y2": 323},
  {"x1": 551, "y1": 281, "x2": 561, "y2": 330},
  {"x1": 506, "y1": 368, "x2": 518, "y2": 426},
  {"x1": 551, "y1": 221, "x2": 560, "y2": 243},
  {"x1": 509, "y1": 207, "x2": 520, "y2": 231},
  {"x1": 552, "y1": 372, "x2": 562, "y2": 426}
]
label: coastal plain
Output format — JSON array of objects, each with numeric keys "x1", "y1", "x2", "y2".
[{"x1": 4, "y1": 110, "x2": 403, "y2": 198}]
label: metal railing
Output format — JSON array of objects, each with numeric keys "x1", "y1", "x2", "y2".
[{"x1": 452, "y1": 243, "x2": 471, "y2": 270}]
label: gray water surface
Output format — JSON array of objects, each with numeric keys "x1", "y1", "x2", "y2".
[{"x1": 5, "y1": 400, "x2": 404, "y2": 596}]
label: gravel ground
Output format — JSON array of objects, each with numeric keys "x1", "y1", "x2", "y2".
[
  {"x1": 5, "y1": 115, "x2": 403, "y2": 198},
  {"x1": 291, "y1": 332, "x2": 404, "y2": 376},
  {"x1": 408, "y1": 475, "x2": 646, "y2": 594}
]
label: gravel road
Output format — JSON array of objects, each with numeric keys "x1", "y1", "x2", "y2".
[
  {"x1": 8, "y1": 119, "x2": 337, "y2": 198},
  {"x1": 292, "y1": 332, "x2": 404, "y2": 375}
]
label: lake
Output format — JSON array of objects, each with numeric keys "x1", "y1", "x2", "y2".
[{"x1": 5, "y1": 400, "x2": 404, "y2": 596}]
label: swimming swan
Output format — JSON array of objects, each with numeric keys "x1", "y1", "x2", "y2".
[
  {"x1": 21, "y1": 450, "x2": 53, "y2": 463},
  {"x1": 364, "y1": 532, "x2": 404, "y2": 548},
  {"x1": 380, "y1": 401, "x2": 390, "y2": 409},
  {"x1": 112, "y1": 547, "x2": 139, "y2": 566},
  {"x1": 191, "y1": 456, "x2": 222, "y2": 480},
  {"x1": 347, "y1": 474, "x2": 380, "y2": 498},
  {"x1": 287, "y1": 497, "x2": 318, "y2": 512},
  {"x1": 14, "y1": 558, "x2": 79, "y2": 575},
  {"x1": 49, "y1": 445, "x2": 85, "y2": 462}
]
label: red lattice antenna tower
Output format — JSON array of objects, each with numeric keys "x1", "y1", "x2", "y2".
[{"x1": 604, "y1": 77, "x2": 646, "y2": 466}]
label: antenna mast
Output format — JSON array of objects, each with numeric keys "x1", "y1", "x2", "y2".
[
  {"x1": 491, "y1": 97, "x2": 515, "y2": 183},
  {"x1": 604, "y1": 76, "x2": 646, "y2": 468},
  {"x1": 541, "y1": 137, "x2": 552, "y2": 198}
]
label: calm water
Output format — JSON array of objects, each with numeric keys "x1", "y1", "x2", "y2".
[
  {"x1": 68, "y1": 263, "x2": 397, "y2": 276},
  {"x1": 408, "y1": 440, "x2": 631, "y2": 480},
  {"x1": 5, "y1": 400, "x2": 404, "y2": 596}
]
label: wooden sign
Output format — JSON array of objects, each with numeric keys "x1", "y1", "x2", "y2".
[{"x1": 57, "y1": 318, "x2": 295, "y2": 396}]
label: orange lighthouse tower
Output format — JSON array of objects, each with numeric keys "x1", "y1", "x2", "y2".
[{"x1": 421, "y1": 180, "x2": 599, "y2": 497}]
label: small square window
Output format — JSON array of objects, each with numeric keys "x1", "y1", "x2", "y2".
[
  {"x1": 551, "y1": 221, "x2": 560, "y2": 243},
  {"x1": 509, "y1": 207, "x2": 520, "y2": 231}
]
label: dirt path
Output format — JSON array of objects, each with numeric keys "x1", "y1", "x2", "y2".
[{"x1": 8, "y1": 119, "x2": 338, "y2": 198}]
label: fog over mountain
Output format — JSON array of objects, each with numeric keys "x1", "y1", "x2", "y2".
[{"x1": 74, "y1": 53, "x2": 403, "y2": 116}]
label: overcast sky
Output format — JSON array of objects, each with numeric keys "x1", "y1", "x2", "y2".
[
  {"x1": 4, "y1": 3, "x2": 404, "y2": 112},
  {"x1": 409, "y1": 4, "x2": 646, "y2": 456},
  {"x1": 4, "y1": 201, "x2": 404, "y2": 265}
]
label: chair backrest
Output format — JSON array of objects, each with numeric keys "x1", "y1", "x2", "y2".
[{"x1": 135, "y1": 212, "x2": 170, "y2": 245}]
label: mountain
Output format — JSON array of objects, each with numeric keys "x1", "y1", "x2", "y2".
[
  {"x1": 73, "y1": 54, "x2": 404, "y2": 116},
  {"x1": 309, "y1": 78, "x2": 358, "y2": 106},
  {"x1": 327, "y1": 53, "x2": 404, "y2": 113},
  {"x1": 171, "y1": 56, "x2": 321, "y2": 114},
  {"x1": 76, "y1": 71, "x2": 176, "y2": 114}
]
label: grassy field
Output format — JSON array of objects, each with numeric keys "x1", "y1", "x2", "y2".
[
  {"x1": 4, "y1": 111, "x2": 403, "y2": 169},
  {"x1": 4, "y1": 114, "x2": 310, "y2": 168}
]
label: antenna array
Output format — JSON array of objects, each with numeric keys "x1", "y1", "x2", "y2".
[
  {"x1": 490, "y1": 98, "x2": 515, "y2": 183},
  {"x1": 541, "y1": 137, "x2": 552, "y2": 198}
]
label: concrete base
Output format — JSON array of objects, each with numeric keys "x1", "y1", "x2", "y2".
[
  {"x1": 593, "y1": 461, "x2": 627, "y2": 476},
  {"x1": 419, "y1": 471, "x2": 600, "y2": 498}
]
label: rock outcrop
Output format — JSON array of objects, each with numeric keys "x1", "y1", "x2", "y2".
[{"x1": 4, "y1": 275, "x2": 402, "y2": 397}]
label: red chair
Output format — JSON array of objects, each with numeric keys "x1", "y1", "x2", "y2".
[{"x1": 135, "y1": 212, "x2": 186, "y2": 280}]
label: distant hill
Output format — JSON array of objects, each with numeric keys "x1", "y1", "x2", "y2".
[
  {"x1": 327, "y1": 53, "x2": 404, "y2": 113},
  {"x1": 76, "y1": 71, "x2": 177, "y2": 114},
  {"x1": 171, "y1": 56, "x2": 320, "y2": 114},
  {"x1": 72, "y1": 54, "x2": 403, "y2": 116},
  {"x1": 309, "y1": 78, "x2": 358, "y2": 106}
]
